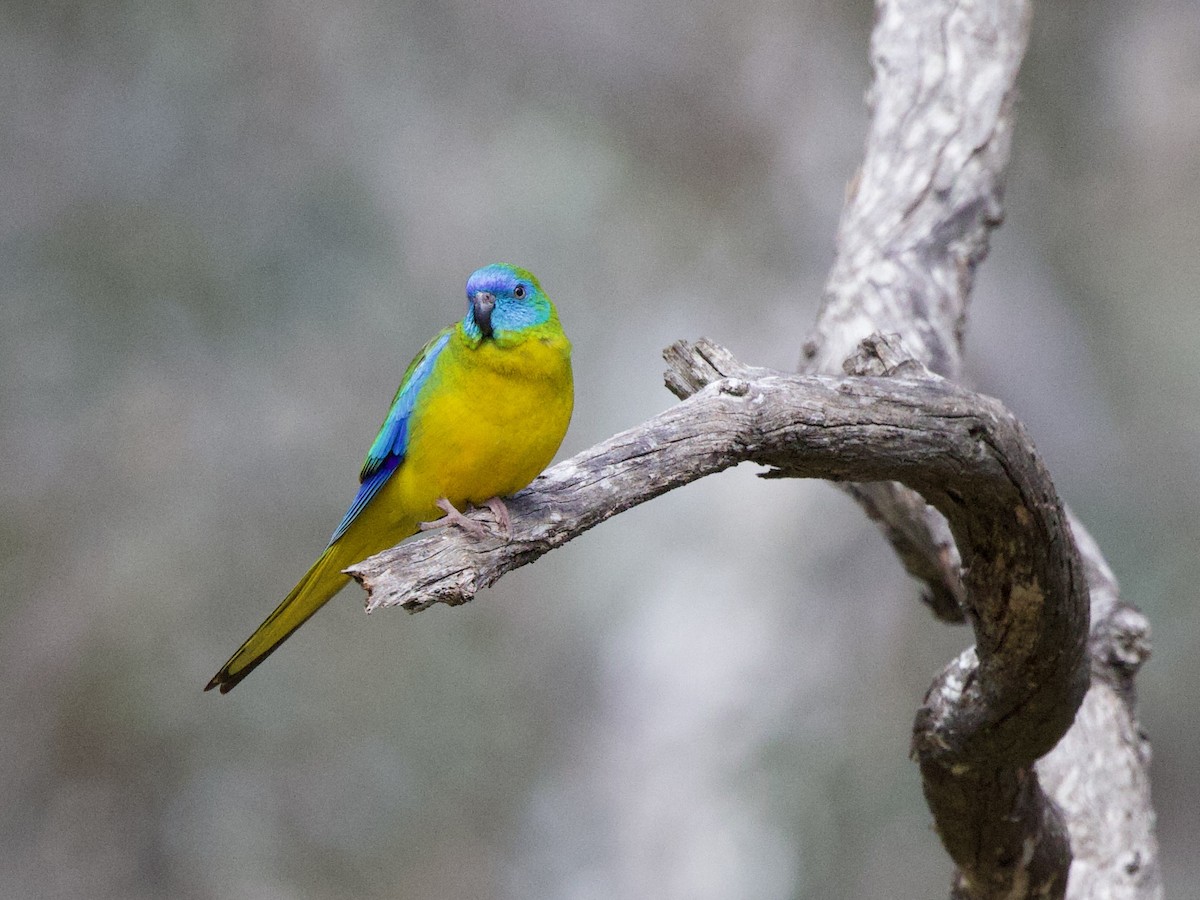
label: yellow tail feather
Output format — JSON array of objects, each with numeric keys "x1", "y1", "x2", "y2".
[{"x1": 205, "y1": 546, "x2": 351, "y2": 694}]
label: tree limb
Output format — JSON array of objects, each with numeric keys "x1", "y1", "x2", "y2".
[
  {"x1": 789, "y1": 0, "x2": 1161, "y2": 895},
  {"x1": 350, "y1": 335, "x2": 1089, "y2": 897},
  {"x1": 354, "y1": 337, "x2": 1074, "y2": 628},
  {"x1": 802, "y1": 0, "x2": 1029, "y2": 624},
  {"x1": 348, "y1": 0, "x2": 1162, "y2": 896}
]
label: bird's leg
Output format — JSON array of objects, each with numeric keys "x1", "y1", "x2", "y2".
[
  {"x1": 481, "y1": 496, "x2": 512, "y2": 539},
  {"x1": 419, "y1": 497, "x2": 489, "y2": 538}
]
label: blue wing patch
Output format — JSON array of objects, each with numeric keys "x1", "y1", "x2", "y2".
[
  {"x1": 329, "y1": 459, "x2": 400, "y2": 545},
  {"x1": 328, "y1": 329, "x2": 452, "y2": 545}
]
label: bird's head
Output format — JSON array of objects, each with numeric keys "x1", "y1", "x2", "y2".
[{"x1": 462, "y1": 263, "x2": 553, "y2": 345}]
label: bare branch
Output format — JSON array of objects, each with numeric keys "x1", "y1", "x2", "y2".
[
  {"x1": 1033, "y1": 514, "x2": 1162, "y2": 899},
  {"x1": 348, "y1": 0, "x2": 1162, "y2": 895},
  {"x1": 801, "y1": 0, "x2": 1031, "y2": 632},
  {"x1": 786, "y1": 0, "x2": 1161, "y2": 895},
  {"x1": 794, "y1": 0, "x2": 1083, "y2": 892},
  {"x1": 351, "y1": 334, "x2": 1089, "y2": 895},
  {"x1": 839, "y1": 336, "x2": 968, "y2": 622},
  {"x1": 777, "y1": 0, "x2": 1161, "y2": 897},
  {"x1": 804, "y1": 0, "x2": 1027, "y2": 378}
]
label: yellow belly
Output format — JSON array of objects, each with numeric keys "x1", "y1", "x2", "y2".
[{"x1": 380, "y1": 330, "x2": 573, "y2": 527}]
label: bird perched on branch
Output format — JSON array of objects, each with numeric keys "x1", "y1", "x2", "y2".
[{"x1": 206, "y1": 264, "x2": 573, "y2": 693}]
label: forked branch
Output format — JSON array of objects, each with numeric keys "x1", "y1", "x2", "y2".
[
  {"x1": 350, "y1": 334, "x2": 1090, "y2": 899},
  {"x1": 349, "y1": 0, "x2": 1161, "y2": 894}
]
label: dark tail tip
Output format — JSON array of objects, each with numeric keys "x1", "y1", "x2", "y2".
[{"x1": 204, "y1": 671, "x2": 240, "y2": 694}]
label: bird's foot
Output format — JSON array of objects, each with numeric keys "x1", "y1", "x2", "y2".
[
  {"x1": 419, "y1": 497, "x2": 511, "y2": 540},
  {"x1": 481, "y1": 496, "x2": 512, "y2": 540},
  {"x1": 419, "y1": 498, "x2": 489, "y2": 538}
]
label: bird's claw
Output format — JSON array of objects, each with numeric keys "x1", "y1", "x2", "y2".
[
  {"x1": 419, "y1": 497, "x2": 512, "y2": 540},
  {"x1": 482, "y1": 496, "x2": 513, "y2": 540}
]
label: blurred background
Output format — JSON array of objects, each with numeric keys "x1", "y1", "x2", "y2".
[{"x1": 2, "y1": 1, "x2": 1197, "y2": 897}]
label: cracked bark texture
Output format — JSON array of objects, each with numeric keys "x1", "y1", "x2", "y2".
[
  {"x1": 800, "y1": 0, "x2": 1161, "y2": 897},
  {"x1": 349, "y1": 0, "x2": 1161, "y2": 896}
]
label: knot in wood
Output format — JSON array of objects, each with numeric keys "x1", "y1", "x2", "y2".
[
  {"x1": 1104, "y1": 606, "x2": 1152, "y2": 674},
  {"x1": 718, "y1": 378, "x2": 750, "y2": 397}
]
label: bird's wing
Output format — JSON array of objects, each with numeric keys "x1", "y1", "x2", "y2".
[{"x1": 328, "y1": 327, "x2": 453, "y2": 544}]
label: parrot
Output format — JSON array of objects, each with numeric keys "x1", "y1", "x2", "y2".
[{"x1": 206, "y1": 263, "x2": 573, "y2": 693}]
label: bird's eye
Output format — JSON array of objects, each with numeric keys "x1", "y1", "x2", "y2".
[{"x1": 513, "y1": 284, "x2": 526, "y2": 299}]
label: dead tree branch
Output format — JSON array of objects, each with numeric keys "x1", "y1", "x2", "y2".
[
  {"x1": 792, "y1": 0, "x2": 1160, "y2": 896},
  {"x1": 351, "y1": 335, "x2": 1090, "y2": 897},
  {"x1": 349, "y1": 0, "x2": 1161, "y2": 896}
]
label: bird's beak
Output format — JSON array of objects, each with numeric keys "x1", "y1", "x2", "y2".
[{"x1": 471, "y1": 291, "x2": 495, "y2": 338}]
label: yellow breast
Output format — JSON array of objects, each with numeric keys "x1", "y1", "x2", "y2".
[{"x1": 391, "y1": 327, "x2": 574, "y2": 519}]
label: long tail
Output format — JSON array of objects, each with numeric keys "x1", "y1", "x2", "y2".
[{"x1": 205, "y1": 546, "x2": 350, "y2": 693}]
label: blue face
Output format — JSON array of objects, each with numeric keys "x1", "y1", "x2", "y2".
[{"x1": 462, "y1": 264, "x2": 552, "y2": 342}]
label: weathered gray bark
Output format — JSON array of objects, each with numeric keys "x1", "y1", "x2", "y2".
[
  {"x1": 348, "y1": 0, "x2": 1162, "y2": 896},
  {"x1": 797, "y1": 0, "x2": 1161, "y2": 896}
]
